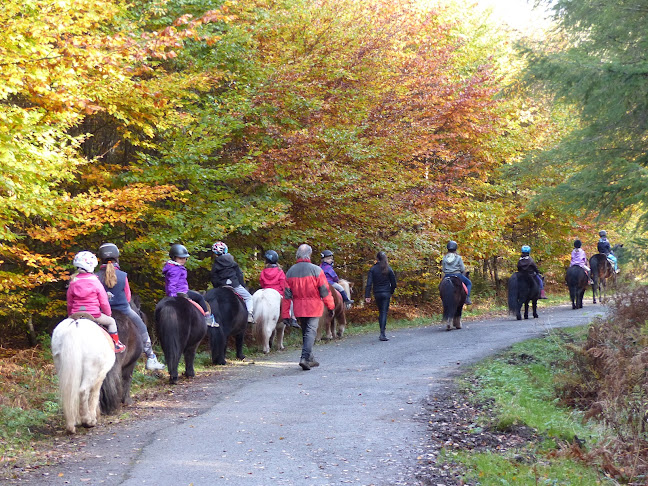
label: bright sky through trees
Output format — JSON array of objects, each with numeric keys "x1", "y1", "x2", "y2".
[{"x1": 474, "y1": 0, "x2": 551, "y2": 32}]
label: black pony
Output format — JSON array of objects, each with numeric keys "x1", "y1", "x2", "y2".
[
  {"x1": 204, "y1": 287, "x2": 248, "y2": 365},
  {"x1": 155, "y1": 297, "x2": 207, "y2": 384},
  {"x1": 438, "y1": 273, "x2": 468, "y2": 331},
  {"x1": 565, "y1": 265, "x2": 588, "y2": 310},
  {"x1": 507, "y1": 272, "x2": 540, "y2": 320}
]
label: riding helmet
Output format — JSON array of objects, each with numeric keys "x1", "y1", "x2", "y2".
[
  {"x1": 212, "y1": 241, "x2": 228, "y2": 256},
  {"x1": 599, "y1": 230, "x2": 607, "y2": 237},
  {"x1": 98, "y1": 243, "x2": 120, "y2": 263},
  {"x1": 521, "y1": 245, "x2": 531, "y2": 254},
  {"x1": 264, "y1": 250, "x2": 279, "y2": 264},
  {"x1": 73, "y1": 251, "x2": 98, "y2": 273},
  {"x1": 574, "y1": 239, "x2": 582, "y2": 248},
  {"x1": 447, "y1": 241, "x2": 458, "y2": 252},
  {"x1": 321, "y1": 249, "x2": 334, "y2": 259},
  {"x1": 169, "y1": 244, "x2": 190, "y2": 259}
]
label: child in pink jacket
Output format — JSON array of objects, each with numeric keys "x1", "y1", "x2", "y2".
[
  {"x1": 259, "y1": 250, "x2": 298, "y2": 328},
  {"x1": 570, "y1": 239, "x2": 593, "y2": 284},
  {"x1": 67, "y1": 251, "x2": 125, "y2": 353}
]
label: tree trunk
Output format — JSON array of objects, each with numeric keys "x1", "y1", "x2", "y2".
[{"x1": 26, "y1": 314, "x2": 37, "y2": 347}]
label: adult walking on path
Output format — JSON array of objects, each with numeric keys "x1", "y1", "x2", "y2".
[
  {"x1": 285, "y1": 244, "x2": 335, "y2": 370},
  {"x1": 365, "y1": 251, "x2": 397, "y2": 341}
]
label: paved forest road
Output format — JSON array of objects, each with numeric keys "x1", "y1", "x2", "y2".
[{"x1": 11, "y1": 304, "x2": 605, "y2": 486}]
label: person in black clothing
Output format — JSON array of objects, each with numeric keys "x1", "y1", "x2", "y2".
[
  {"x1": 517, "y1": 245, "x2": 547, "y2": 299},
  {"x1": 209, "y1": 241, "x2": 254, "y2": 322},
  {"x1": 365, "y1": 251, "x2": 397, "y2": 341}
]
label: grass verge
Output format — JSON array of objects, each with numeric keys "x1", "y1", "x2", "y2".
[{"x1": 450, "y1": 326, "x2": 614, "y2": 485}]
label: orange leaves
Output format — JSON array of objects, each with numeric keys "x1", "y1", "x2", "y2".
[{"x1": 27, "y1": 184, "x2": 181, "y2": 244}]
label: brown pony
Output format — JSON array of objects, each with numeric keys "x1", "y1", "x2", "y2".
[
  {"x1": 589, "y1": 254, "x2": 615, "y2": 304},
  {"x1": 318, "y1": 283, "x2": 347, "y2": 340}
]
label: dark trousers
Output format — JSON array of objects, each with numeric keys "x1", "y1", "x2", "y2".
[
  {"x1": 298, "y1": 316, "x2": 319, "y2": 361},
  {"x1": 187, "y1": 290, "x2": 209, "y2": 313},
  {"x1": 374, "y1": 293, "x2": 392, "y2": 334}
]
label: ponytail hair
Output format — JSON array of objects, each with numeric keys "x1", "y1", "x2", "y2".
[
  {"x1": 376, "y1": 251, "x2": 389, "y2": 275},
  {"x1": 103, "y1": 261, "x2": 118, "y2": 288}
]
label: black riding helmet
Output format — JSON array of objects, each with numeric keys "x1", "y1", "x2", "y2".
[
  {"x1": 98, "y1": 243, "x2": 120, "y2": 263},
  {"x1": 169, "y1": 244, "x2": 190, "y2": 259},
  {"x1": 574, "y1": 239, "x2": 582, "y2": 248},
  {"x1": 321, "y1": 249, "x2": 334, "y2": 259},
  {"x1": 447, "y1": 241, "x2": 458, "y2": 252},
  {"x1": 264, "y1": 250, "x2": 279, "y2": 264}
]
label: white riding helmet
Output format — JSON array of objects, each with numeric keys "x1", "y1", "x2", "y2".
[
  {"x1": 73, "y1": 251, "x2": 98, "y2": 273},
  {"x1": 212, "y1": 241, "x2": 228, "y2": 256}
]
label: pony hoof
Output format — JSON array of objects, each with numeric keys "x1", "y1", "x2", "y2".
[
  {"x1": 454, "y1": 324, "x2": 462, "y2": 329},
  {"x1": 169, "y1": 377, "x2": 178, "y2": 385},
  {"x1": 81, "y1": 422, "x2": 95, "y2": 429},
  {"x1": 533, "y1": 314, "x2": 539, "y2": 319},
  {"x1": 446, "y1": 325, "x2": 451, "y2": 331}
]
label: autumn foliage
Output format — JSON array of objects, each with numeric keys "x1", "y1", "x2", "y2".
[{"x1": 0, "y1": 0, "x2": 592, "y2": 340}]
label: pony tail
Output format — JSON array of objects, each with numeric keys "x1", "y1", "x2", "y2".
[
  {"x1": 377, "y1": 252, "x2": 389, "y2": 275},
  {"x1": 104, "y1": 262, "x2": 117, "y2": 289}
]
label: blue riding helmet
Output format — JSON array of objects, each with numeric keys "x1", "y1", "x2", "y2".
[
  {"x1": 521, "y1": 245, "x2": 531, "y2": 254},
  {"x1": 264, "y1": 250, "x2": 279, "y2": 264}
]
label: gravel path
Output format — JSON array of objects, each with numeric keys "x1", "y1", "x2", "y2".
[{"x1": 6, "y1": 304, "x2": 605, "y2": 485}]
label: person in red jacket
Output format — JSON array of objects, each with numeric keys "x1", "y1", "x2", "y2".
[
  {"x1": 259, "y1": 250, "x2": 299, "y2": 328},
  {"x1": 285, "y1": 244, "x2": 335, "y2": 370}
]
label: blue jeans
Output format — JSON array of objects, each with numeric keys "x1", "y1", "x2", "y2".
[
  {"x1": 298, "y1": 316, "x2": 320, "y2": 361},
  {"x1": 607, "y1": 254, "x2": 618, "y2": 271},
  {"x1": 123, "y1": 307, "x2": 155, "y2": 359},
  {"x1": 445, "y1": 274, "x2": 472, "y2": 296},
  {"x1": 374, "y1": 293, "x2": 392, "y2": 332}
]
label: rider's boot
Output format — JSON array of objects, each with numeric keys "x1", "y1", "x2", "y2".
[
  {"x1": 109, "y1": 332, "x2": 126, "y2": 353},
  {"x1": 540, "y1": 289, "x2": 548, "y2": 299},
  {"x1": 465, "y1": 294, "x2": 472, "y2": 305}
]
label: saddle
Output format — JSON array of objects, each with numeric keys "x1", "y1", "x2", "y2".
[
  {"x1": 68, "y1": 313, "x2": 114, "y2": 346},
  {"x1": 444, "y1": 275, "x2": 468, "y2": 295},
  {"x1": 218, "y1": 285, "x2": 246, "y2": 305},
  {"x1": 178, "y1": 294, "x2": 209, "y2": 316},
  {"x1": 69, "y1": 311, "x2": 97, "y2": 322}
]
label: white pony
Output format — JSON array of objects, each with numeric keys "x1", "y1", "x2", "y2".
[
  {"x1": 51, "y1": 318, "x2": 116, "y2": 434},
  {"x1": 252, "y1": 288, "x2": 284, "y2": 354}
]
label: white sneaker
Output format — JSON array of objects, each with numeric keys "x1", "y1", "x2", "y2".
[
  {"x1": 146, "y1": 356, "x2": 165, "y2": 371},
  {"x1": 247, "y1": 312, "x2": 254, "y2": 323}
]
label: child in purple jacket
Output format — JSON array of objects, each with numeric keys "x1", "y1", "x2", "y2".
[
  {"x1": 320, "y1": 250, "x2": 353, "y2": 305},
  {"x1": 163, "y1": 244, "x2": 215, "y2": 325}
]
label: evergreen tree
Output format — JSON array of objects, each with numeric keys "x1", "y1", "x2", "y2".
[{"x1": 521, "y1": 0, "x2": 648, "y2": 225}]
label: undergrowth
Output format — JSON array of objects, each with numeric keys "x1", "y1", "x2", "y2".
[
  {"x1": 556, "y1": 286, "x2": 648, "y2": 483},
  {"x1": 456, "y1": 327, "x2": 617, "y2": 485}
]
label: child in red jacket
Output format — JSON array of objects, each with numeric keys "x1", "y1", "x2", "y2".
[{"x1": 259, "y1": 250, "x2": 298, "y2": 328}]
